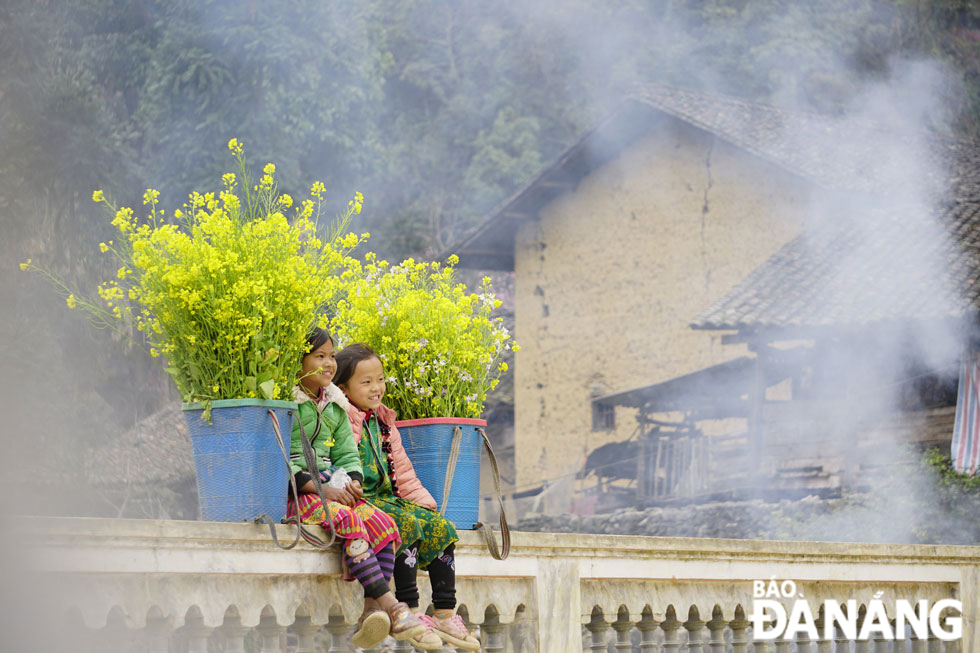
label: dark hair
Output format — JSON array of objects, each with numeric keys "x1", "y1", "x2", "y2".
[
  {"x1": 303, "y1": 326, "x2": 334, "y2": 358},
  {"x1": 334, "y1": 343, "x2": 382, "y2": 387}
]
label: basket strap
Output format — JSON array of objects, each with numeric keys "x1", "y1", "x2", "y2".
[
  {"x1": 257, "y1": 409, "x2": 301, "y2": 550},
  {"x1": 474, "y1": 427, "x2": 510, "y2": 561},
  {"x1": 439, "y1": 426, "x2": 463, "y2": 516},
  {"x1": 260, "y1": 409, "x2": 336, "y2": 551},
  {"x1": 295, "y1": 414, "x2": 337, "y2": 549}
]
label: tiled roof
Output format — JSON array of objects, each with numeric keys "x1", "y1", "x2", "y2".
[
  {"x1": 693, "y1": 201, "x2": 980, "y2": 330},
  {"x1": 449, "y1": 85, "x2": 980, "y2": 269},
  {"x1": 625, "y1": 86, "x2": 980, "y2": 331},
  {"x1": 84, "y1": 403, "x2": 195, "y2": 486},
  {"x1": 629, "y1": 85, "x2": 979, "y2": 198}
]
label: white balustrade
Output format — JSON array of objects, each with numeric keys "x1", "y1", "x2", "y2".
[{"x1": 19, "y1": 517, "x2": 980, "y2": 652}]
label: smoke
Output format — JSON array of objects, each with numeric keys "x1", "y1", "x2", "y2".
[
  {"x1": 502, "y1": 2, "x2": 977, "y2": 543},
  {"x1": 2, "y1": 0, "x2": 977, "y2": 547}
]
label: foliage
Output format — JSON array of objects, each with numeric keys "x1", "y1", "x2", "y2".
[
  {"x1": 331, "y1": 255, "x2": 517, "y2": 419},
  {"x1": 5, "y1": 0, "x2": 980, "y2": 501},
  {"x1": 23, "y1": 141, "x2": 366, "y2": 406}
]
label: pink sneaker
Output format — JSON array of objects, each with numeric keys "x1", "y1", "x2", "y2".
[
  {"x1": 429, "y1": 612, "x2": 481, "y2": 651},
  {"x1": 387, "y1": 602, "x2": 427, "y2": 641},
  {"x1": 408, "y1": 614, "x2": 444, "y2": 650}
]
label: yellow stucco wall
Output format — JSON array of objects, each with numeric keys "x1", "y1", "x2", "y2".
[{"x1": 512, "y1": 116, "x2": 816, "y2": 489}]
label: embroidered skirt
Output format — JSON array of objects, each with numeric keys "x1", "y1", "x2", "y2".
[
  {"x1": 366, "y1": 494, "x2": 458, "y2": 569},
  {"x1": 287, "y1": 493, "x2": 401, "y2": 555}
]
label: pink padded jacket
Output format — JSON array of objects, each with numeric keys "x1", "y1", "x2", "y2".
[{"x1": 328, "y1": 384, "x2": 437, "y2": 509}]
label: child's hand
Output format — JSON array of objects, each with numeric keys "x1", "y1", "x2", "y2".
[
  {"x1": 346, "y1": 480, "x2": 363, "y2": 501},
  {"x1": 321, "y1": 486, "x2": 355, "y2": 507}
]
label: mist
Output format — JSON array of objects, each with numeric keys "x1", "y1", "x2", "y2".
[{"x1": 1, "y1": 1, "x2": 978, "y2": 552}]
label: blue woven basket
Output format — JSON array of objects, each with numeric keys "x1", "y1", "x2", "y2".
[
  {"x1": 182, "y1": 399, "x2": 296, "y2": 522},
  {"x1": 395, "y1": 418, "x2": 485, "y2": 530}
]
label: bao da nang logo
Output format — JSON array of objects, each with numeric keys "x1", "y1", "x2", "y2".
[{"x1": 750, "y1": 578, "x2": 962, "y2": 641}]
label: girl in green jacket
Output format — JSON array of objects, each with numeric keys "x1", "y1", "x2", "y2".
[{"x1": 289, "y1": 327, "x2": 424, "y2": 647}]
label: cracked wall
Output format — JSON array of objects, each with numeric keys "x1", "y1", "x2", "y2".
[{"x1": 512, "y1": 116, "x2": 815, "y2": 491}]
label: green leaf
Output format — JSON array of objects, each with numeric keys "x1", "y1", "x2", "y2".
[
  {"x1": 244, "y1": 376, "x2": 257, "y2": 392},
  {"x1": 258, "y1": 380, "x2": 275, "y2": 400}
]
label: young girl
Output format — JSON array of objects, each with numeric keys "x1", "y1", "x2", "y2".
[
  {"x1": 335, "y1": 343, "x2": 482, "y2": 651},
  {"x1": 290, "y1": 328, "x2": 425, "y2": 648}
]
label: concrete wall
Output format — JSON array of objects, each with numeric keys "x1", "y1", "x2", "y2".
[
  {"x1": 513, "y1": 115, "x2": 816, "y2": 489},
  {"x1": 26, "y1": 517, "x2": 980, "y2": 652}
]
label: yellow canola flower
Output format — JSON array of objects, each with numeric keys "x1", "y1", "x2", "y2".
[
  {"x1": 92, "y1": 190, "x2": 104, "y2": 203},
  {"x1": 34, "y1": 139, "x2": 366, "y2": 406},
  {"x1": 263, "y1": 163, "x2": 275, "y2": 175},
  {"x1": 19, "y1": 259, "x2": 31, "y2": 271}
]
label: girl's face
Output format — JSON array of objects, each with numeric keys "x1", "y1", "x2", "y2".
[
  {"x1": 340, "y1": 356, "x2": 386, "y2": 411},
  {"x1": 299, "y1": 339, "x2": 337, "y2": 394}
]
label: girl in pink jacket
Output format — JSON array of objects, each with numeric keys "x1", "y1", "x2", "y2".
[{"x1": 335, "y1": 343, "x2": 481, "y2": 651}]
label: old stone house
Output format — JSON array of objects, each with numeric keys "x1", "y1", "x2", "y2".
[
  {"x1": 450, "y1": 85, "x2": 978, "y2": 512},
  {"x1": 82, "y1": 403, "x2": 199, "y2": 519}
]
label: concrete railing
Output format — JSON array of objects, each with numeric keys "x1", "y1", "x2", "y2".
[{"x1": 20, "y1": 517, "x2": 980, "y2": 652}]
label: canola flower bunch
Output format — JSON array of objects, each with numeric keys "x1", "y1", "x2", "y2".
[
  {"x1": 332, "y1": 253, "x2": 517, "y2": 420},
  {"x1": 23, "y1": 139, "x2": 366, "y2": 407}
]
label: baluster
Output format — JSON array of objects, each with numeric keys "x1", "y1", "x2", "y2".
[
  {"x1": 325, "y1": 614, "x2": 353, "y2": 653},
  {"x1": 256, "y1": 613, "x2": 285, "y2": 653},
  {"x1": 364, "y1": 639, "x2": 389, "y2": 653},
  {"x1": 637, "y1": 610, "x2": 660, "y2": 652},
  {"x1": 65, "y1": 618, "x2": 97, "y2": 653},
  {"x1": 684, "y1": 610, "x2": 706, "y2": 653},
  {"x1": 484, "y1": 616, "x2": 508, "y2": 653},
  {"x1": 835, "y1": 624, "x2": 851, "y2": 652},
  {"x1": 219, "y1": 614, "x2": 250, "y2": 653},
  {"x1": 854, "y1": 606, "x2": 873, "y2": 653},
  {"x1": 586, "y1": 610, "x2": 611, "y2": 652},
  {"x1": 706, "y1": 607, "x2": 726, "y2": 653},
  {"x1": 184, "y1": 615, "x2": 214, "y2": 653},
  {"x1": 813, "y1": 609, "x2": 833, "y2": 653},
  {"x1": 855, "y1": 632, "x2": 871, "y2": 653},
  {"x1": 750, "y1": 639, "x2": 768, "y2": 653},
  {"x1": 292, "y1": 615, "x2": 320, "y2": 653},
  {"x1": 907, "y1": 604, "x2": 928, "y2": 653},
  {"x1": 911, "y1": 629, "x2": 929, "y2": 653},
  {"x1": 392, "y1": 636, "x2": 414, "y2": 651},
  {"x1": 144, "y1": 614, "x2": 172, "y2": 653},
  {"x1": 872, "y1": 627, "x2": 890, "y2": 653},
  {"x1": 462, "y1": 610, "x2": 481, "y2": 653},
  {"x1": 662, "y1": 612, "x2": 682, "y2": 653},
  {"x1": 931, "y1": 610, "x2": 956, "y2": 653},
  {"x1": 612, "y1": 608, "x2": 634, "y2": 652},
  {"x1": 796, "y1": 628, "x2": 813, "y2": 653},
  {"x1": 729, "y1": 612, "x2": 750, "y2": 653},
  {"x1": 774, "y1": 633, "x2": 792, "y2": 653},
  {"x1": 102, "y1": 620, "x2": 134, "y2": 653}
]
